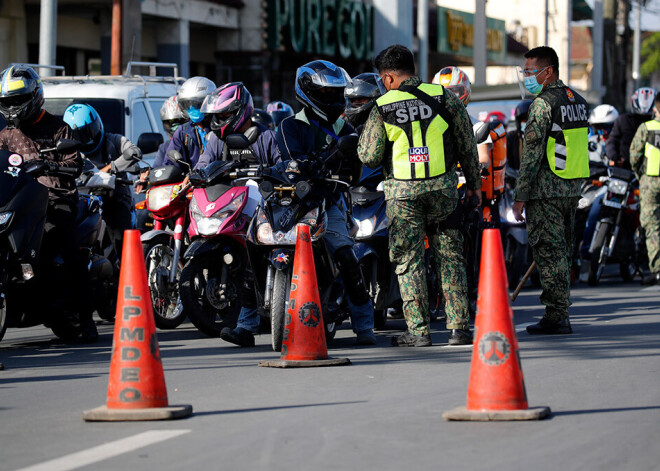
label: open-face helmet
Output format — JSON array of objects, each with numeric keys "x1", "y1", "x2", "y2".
[
  {"x1": 160, "y1": 95, "x2": 186, "y2": 137},
  {"x1": 589, "y1": 104, "x2": 619, "y2": 139},
  {"x1": 177, "y1": 76, "x2": 216, "y2": 123}
]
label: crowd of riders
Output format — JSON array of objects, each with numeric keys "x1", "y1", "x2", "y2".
[{"x1": 1, "y1": 52, "x2": 658, "y2": 346}]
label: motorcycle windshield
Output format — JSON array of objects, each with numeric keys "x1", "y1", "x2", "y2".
[{"x1": 0, "y1": 150, "x2": 26, "y2": 208}]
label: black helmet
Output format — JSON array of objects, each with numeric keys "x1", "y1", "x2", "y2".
[
  {"x1": 514, "y1": 99, "x2": 533, "y2": 132},
  {"x1": 295, "y1": 60, "x2": 350, "y2": 125},
  {"x1": 0, "y1": 66, "x2": 45, "y2": 128},
  {"x1": 252, "y1": 108, "x2": 274, "y2": 129},
  {"x1": 344, "y1": 73, "x2": 386, "y2": 128}
]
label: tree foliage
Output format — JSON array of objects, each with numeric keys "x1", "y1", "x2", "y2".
[{"x1": 641, "y1": 32, "x2": 660, "y2": 78}]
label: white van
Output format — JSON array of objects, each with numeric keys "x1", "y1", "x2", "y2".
[{"x1": 39, "y1": 61, "x2": 185, "y2": 164}]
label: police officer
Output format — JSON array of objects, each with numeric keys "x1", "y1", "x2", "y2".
[
  {"x1": 629, "y1": 91, "x2": 660, "y2": 286},
  {"x1": 358, "y1": 45, "x2": 482, "y2": 346},
  {"x1": 512, "y1": 46, "x2": 590, "y2": 335}
]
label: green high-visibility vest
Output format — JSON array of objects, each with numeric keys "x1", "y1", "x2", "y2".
[
  {"x1": 375, "y1": 84, "x2": 451, "y2": 181},
  {"x1": 540, "y1": 86, "x2": 590, "y2": 179},
  {"x1": 644, "y1": 119, "x2": 660, "y2": 177}
]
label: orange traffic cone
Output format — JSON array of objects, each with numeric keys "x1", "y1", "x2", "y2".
[
  {"x1": 83, "y1": 230, "x2": 192, "y2": 421},
  {"x1": 260, "y1": 224, "x2": 350, "y2": 368},
  {"x1": 443, "y1": 228, "x2": 550, "y2": 421}
]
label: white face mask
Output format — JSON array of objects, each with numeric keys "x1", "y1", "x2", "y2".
[{"x1": 520, "y1": 122, "x2": 527, "y2": 133}]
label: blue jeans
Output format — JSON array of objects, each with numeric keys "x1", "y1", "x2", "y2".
[
  {"x1": 581, "y1": 192, "x2": 604, "y2": 258},
  {"x1": 236, "y1": 203, "x2": 373, "y2": 334}
]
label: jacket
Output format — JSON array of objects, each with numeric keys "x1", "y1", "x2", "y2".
[
  {"x1": 165, "y1": 121, "x2": 210, "y2": 170},
  {"x1": 196, "y1": 123, "x2": 282, "y2": 169}
]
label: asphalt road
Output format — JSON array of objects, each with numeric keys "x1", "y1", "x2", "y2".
[{"x1": 1, "y1": 274, "x2": 659, "y2": 471}]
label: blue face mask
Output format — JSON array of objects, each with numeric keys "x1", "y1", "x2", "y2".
[
  {"x1": 187, "y1": 107, "x2": 204, "y2": 123},
  {"x1": 520, "y1": 122, "x2": 527, "y2": 133},
  {"x1": 523, "y1": 66, "x2": 549, "y2": 95}
]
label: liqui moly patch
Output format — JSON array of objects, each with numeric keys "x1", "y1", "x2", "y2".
[{"x1": 408, "y1": 147, "x2": 429, "y2": 163}]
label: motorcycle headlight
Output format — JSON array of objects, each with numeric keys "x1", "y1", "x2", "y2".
[
  {"x1": 256, "y1": 208, "x2": 322, "y2": 245},
  {"x1": 0, "y1": 211, "x2": 13, "y2": 232},
  {"x1": 192, "y1": 193, "x2": 245, "y2": 236},
  {"x1": 356, "y1": 216, "x2": 375, "y2": 238},
  {"x1": 147, "y1": 185, "x2": 176, "y2": 211},
  {"x1": 608, "y1": 178, "x2": 628, "y2": 195}
]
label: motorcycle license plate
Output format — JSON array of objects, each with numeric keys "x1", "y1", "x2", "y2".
[{"x1": 602, "y1": 196, "x2": 622, "y2": 209}]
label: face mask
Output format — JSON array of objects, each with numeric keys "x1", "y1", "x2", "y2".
[
  {"x1": 187, "y1": 107, "x2": 204, "y2": 123},
  {"x1": 523, "y1": 66, "x2": 549, "y2": 95},
  {"x1": 520, "y1": 122, "x2": 527, "y2": 133}
]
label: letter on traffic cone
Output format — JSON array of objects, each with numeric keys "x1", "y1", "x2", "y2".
[
  {"x1": 260, "y1": 224, "x2": 350, "y2": 368},
  {"x1": 443, "y1": 228, "x2": 550, "y2": 421},
  {"x1": 83, "y1": 230, "x2": 192, "y2": 421}
]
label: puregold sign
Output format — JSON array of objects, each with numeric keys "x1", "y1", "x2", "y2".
[{"x1": 437, "y1": 6, "x2": 507, "y2": 63}]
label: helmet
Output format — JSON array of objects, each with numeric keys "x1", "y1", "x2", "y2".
[
  {"x1": 177, "y1": 76, "x2": 216, "y2": 123},
  {"x1": 631, "y1": 87, "x2": 656, "y2": 115},
  {"x1": 589, "y1": 104, "x2": 619, "y2": 139},
  {"x1": 160, "y1": 95, "x2": 186, "y2": 137},
  {"x1": 252, "y1": 108, "x2": 274, "y2": 129},
  {"x1": 266, "y1": 101, "x2": 294, "y2": 127},
  {"x1": 486, "y1": 111, "x2": 507, "y2": 126},
  {"x1": 201, "y1": 82, "x2": 254, "y2": 140},
  {"x1": 295, "y1": 60, "x2": 350, "y2": 124},
  {"x1": 0, "y1": 65, "x2": 45, "y2": 128},
  {"x1": 514, "y1": 99, "x2": 533, "y2": 131},
  {"x1": 432, "y1": 67, "x2": 471, "y2": 105},
  {"x1": 344, "y1": 73, "x2": 386, "y2": 128},
  {"x1": 63, "y1": 103, "x2": 104, "y2": 154}
]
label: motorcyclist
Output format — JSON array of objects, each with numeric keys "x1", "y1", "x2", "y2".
[
  {"x1": 506, "y1": 99, "x2": 533, "y2": 170},
  {"x1": 164, "y1": 76, "x2": 216, "y2": 170},
  {"x1": 0, "y1": 65, "x2": 96, "y2": 342},
  {"x1": 276, "y1": 59, "x2": 376, "y2": 346},
  {"x1": 154, "y1": 95, "x2": 187, "y2": 167},
  {"x1": 587, "y1": 104, "x2": 619, "y2": 166},
  {"x1": 192, "y1": 83, "x2": 281, "y2": 347},
  {"x1": 63, "y1": 103, "x2": 142, "y2": 253},
  {"x1": 606, "y1": 87, "x2": 656, "y2": 169},
  {"x1": 266, "y1": 101, "x2": 294, "y2": 130},
  {"x1": 344, "y1": 72, "x2": 386, "y2": 133}
]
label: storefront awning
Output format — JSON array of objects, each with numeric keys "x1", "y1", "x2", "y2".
[{"x1": 573, "y1": 0, "x2": 593, "y2": 21}]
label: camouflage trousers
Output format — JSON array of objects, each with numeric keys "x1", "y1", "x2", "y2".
[
  {"x1": 387, "y1": 191, "x2": 469, "y2": 335},
  {"x1": 639, "y1": 183, "x2": 660, "y2": 273},
  {"x1": 526, "y1": 197, "x2": 580, "y2": 321}
]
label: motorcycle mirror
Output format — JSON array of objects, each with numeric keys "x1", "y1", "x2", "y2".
[
  {"x1": 167, "y1": 150, "x2": 185, "y2": 165},
  {"x1": 137, "y1": 132, "x2": 164, "y2": 155},
  {"x1": 55, "y1": 139, "x2": 80, "y2": 153},
  {"x1": 259, "y1": 180, "x2": 274, "y2": 199},
  {"x1": 337, "y1": 134, "x2": 359, "y2": 155},
  {"x1": 225, "y1": 133, "x2": 251, "y2": 150}
]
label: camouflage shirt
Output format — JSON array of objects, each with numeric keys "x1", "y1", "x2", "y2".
[
  {"x1": 514, "y1": 80, "x2": 584, "y2": 201},
  {"x1": 357, "y1": 76, "x2": 481, "y2": 201},
  {"x1": 630, "y1": 116, "x2": 660, "y2": 191}
]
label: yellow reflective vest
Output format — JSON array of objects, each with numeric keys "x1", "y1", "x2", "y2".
[
  {"x1": 644, "y1": 119, "x2": 660, "y2": 177},
  {"x1": 375, "y1": 84, "x2": 452, "y2": 181}
]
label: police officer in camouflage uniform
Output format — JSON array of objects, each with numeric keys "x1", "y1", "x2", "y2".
[
  {"x1": 512, "y1": 46, "x2": 590, "y2": 335},
  {"x1": 358, "y1": 45, "x2": 482, "y2": 346},
  {"x1": 629, "y1": 91, "x2": 660, "y2": 286}
]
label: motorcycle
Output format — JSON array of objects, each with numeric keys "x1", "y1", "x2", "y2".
[
  {"x1": 587, "y1": 166, "x2": 644, "y2": 285},
  {"x1": 177, "y1": 140, "x2": 260, "y2": 337},
  {"x1": 138, "y1": 158, "x2": 190, "y2": 329},
  {"x1": 498, "y1": 166, "x2": 531, "y2": 289},
  {"x1": 350, "y1": 166, "x2": 400, "y2": 329},
  {"x1": 0, "y1": 140, "x2": 107, "y2": 342},
  {"x1": 247, "y1": 136, "x2": 357, "y2": 352}
]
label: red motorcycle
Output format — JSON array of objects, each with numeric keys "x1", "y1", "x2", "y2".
[{"x1": 138, "y1": 163, "x2": 191, "y2": 328}]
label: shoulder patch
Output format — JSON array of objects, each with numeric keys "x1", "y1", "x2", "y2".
[
  {"x1": 524, "y1": 126, "x2": 539, "y2": 143},
  {"x1": 566, "y1": 89, "x2": 575, "y2": 102}
]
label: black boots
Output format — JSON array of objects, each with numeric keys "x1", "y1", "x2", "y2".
[{"x1": 526, "y1": 317, "x2": 573, "y2": 335}]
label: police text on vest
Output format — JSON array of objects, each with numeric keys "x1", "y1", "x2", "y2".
[{"x1": 560, "y1": 104, "x2": 588, "y2": 123}]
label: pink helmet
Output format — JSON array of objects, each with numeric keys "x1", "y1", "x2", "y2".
[{"x1": 201, "y1": 82, "x2": 254, "y2": 139}]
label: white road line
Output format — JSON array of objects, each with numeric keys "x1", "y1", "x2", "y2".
[
  {"x1": 15, "y1": 429, "x2": 191, "y2": 471},
  {"x1": 515, "y1": 322, "x2": 534, "y2": 332}
]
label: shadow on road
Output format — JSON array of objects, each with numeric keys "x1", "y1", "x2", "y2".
[{"x1": 191, "y1": 400, "x2": 367, "y2": 418}]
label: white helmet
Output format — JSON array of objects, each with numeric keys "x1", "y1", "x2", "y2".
[
  {"x1": 177, "y1": 76, "x2": 216, "y2": 123},
  {"x1": 432, "y1": 67, "x2": 471, "y2": 105},
  {"x1": 589, "y1": 104, "x2": 619, "y2": 125},
  {"x1": 631, "y1": 87, "x2": 656, "y2": 115}
]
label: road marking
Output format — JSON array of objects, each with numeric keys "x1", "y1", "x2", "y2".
[
  {"x1": 15, "y1": 429, "x2": 190, "y2": 471},
  {"x1": 515, "y1": 322, "x2": 533, "y2": 332}
]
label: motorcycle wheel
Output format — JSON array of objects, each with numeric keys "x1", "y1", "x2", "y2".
[
  {"x1": 619, "y1": 261, "x2": 635, "y2": 282},
  {"x1": 425, "y1": 250, "x2": 443, "y2": 322},
  {"x1": 506, "y1": 239, "x2": 528, "y2": 290},
  {"x1": 143, "y1": 236, "x2": 185, "y2": 329},
  {"x1": 179, "y1": 256, "x2": 241, "y2": 337},
  {"x1": 324, "y1": 321, "x2": 337, "y2": 342},
  {"x1": 270, "y1": 268, "x2": 291, "y2": 352},
  {"x1": 588, "y1": 242, "x2": 609, "y2": 286},
  {"x1": 49, "y1": 312, "x2": 81, "y2": 342},
  {"x1": 0, "y1": 298, "x2": 7, "y2": 342}
]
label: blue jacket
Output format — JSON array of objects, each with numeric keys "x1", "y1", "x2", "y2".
[
  {"x1": 164, "y1": 122, "x2": 210, "y2": 170},
  {"x1": 154, "y1": 140, "x2": 169, "y2": 167},
  {"x1": 195, "y1": 123, "x2": 282, "y2": 169},
  {"x1": 276, "y1": 109, "x2": 354, "y2": 162}
]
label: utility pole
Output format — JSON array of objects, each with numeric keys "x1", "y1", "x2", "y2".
[
  {"x1": 544, "y1": 0, "x2": 549, "y2": 44},
  {"x1": 474, "y1": 0, "x2": 487, "y2": 85},
  {"x1": 111, "y1": 0, "x2": 122, "y2": 75},
  {"x1": 417, "y1": 0, "x2": 429, "y2": 81},
  {"x1": 38, "y1": 0, "x2": 57, "y2": 76},
  {"x1": 632, "y1": 0, "x2": 643, "y2": 89},
  {"x1": 592, "y1": 0, "x2": 604, "y2": 99}
]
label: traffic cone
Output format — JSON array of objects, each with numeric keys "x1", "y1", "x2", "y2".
[
  {"x1": 259, "y1": 224, "x2": 350, "y2": 368},
  {"x1": 83, "y1": 230, "x2": 192, "y2": 421},
  {"x1": 443, "y1": 228, "x2": 550, "y2": 421}
]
